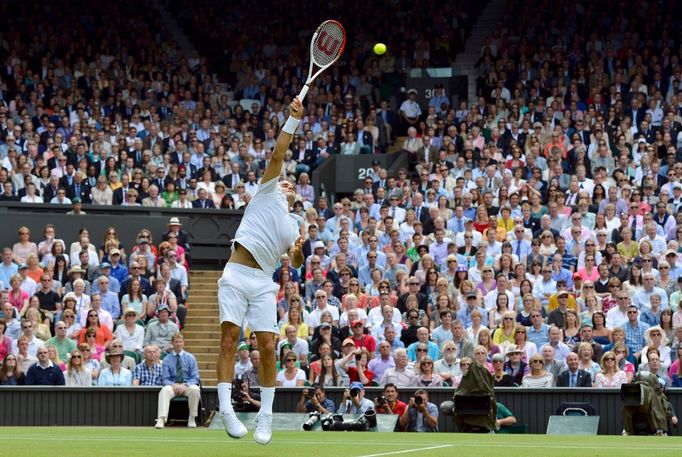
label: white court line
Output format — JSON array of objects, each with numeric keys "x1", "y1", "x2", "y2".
[{"x1": 355, "y1": 445, "x2": 453, "y2": 457}]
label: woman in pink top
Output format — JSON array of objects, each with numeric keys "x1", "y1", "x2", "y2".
[
  {"x1": 594, "y1": 351, "x2": 627, "y2": 388},
  {"x1": 576, "y1": 255, "x2": 600, "y2": 282},
  {"x1": 8, "y1": 275, "x2": 29, "y2": 315}
]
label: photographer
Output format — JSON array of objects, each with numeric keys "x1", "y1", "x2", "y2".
[
  {"x1": 232, "y1": 377, "x2": 261, "y2": 412},
  {"x1": 374, "y1": 383, "x2": 407, "y2": 417},
  {"x1": 399, "y1": 389, "x2": 438, "y2": 432},
  {"x1": 296, "y1": 383, "x2": 336, "y2": 414},
  {"x1": 338, "y1": 381, "x2": 374, "y2": 414}
]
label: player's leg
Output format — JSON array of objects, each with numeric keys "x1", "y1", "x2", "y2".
[
  {"x1": 247, "y1": 280, "x2": 280, "y2": 445},
  {"x1": 216, "y1": 273, "x2": 249, "y2": 438}
]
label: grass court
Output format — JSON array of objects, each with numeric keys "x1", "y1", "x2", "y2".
[{"x1": 2, "y1": 427, "x2": 682, "y2": 457}]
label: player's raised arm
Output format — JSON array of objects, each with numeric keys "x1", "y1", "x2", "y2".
[{"x1": 261, "y1": 97, "x2": 304, "y2": 183}]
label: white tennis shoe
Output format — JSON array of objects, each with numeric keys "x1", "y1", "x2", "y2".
[
  {"x1": 254, "y1": 412, "x2": 273, "y2": 445},
  {"x1": 221, "y1": 411, "x2": 247, "y2": 439}
]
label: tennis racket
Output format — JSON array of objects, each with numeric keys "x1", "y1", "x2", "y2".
[{"x1": 297, "y1": 20, "x2": 346, "y2": 102}]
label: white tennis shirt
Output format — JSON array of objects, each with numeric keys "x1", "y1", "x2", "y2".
[{"x1": 232, "y1": 177, "x2": 302, "y2": 276}]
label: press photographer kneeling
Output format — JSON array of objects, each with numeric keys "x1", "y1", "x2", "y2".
[
  {"x1": 231, "y1": 377, "x2": 261, "y2": 412},
  {"x1": 374, "y1": 383, "x2": 407, "y2": 417},
  {"x1": 338, "y1": 382, "x2": 374, "y2": 414},
  {"x1": 297, "y1": 384, "x2": 336, "y2": 414},
  {"x1": 399, "y1": 389, "x2": 439, "y2": 432}
]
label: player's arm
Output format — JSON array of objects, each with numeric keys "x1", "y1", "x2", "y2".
[
  {"x1": 261, "y1": 97, "x2": 304, "y2": 183},
  {"x1": 289, "y1": 236, "x2": 305, "y2": 269}
]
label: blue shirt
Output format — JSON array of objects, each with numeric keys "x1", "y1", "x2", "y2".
[
  {"x1": 100, "y1": 290, "x2": 121, "y2": 320},
  {"x1": 109, "y1": 263, "x2": 129, "y2": 284},
  {"x1": 98, "y1": 367, "x2": 133, "y2": 386},
  {"x1": 527, "y1": 324, "x2": 550, "y2": 347},
  {"x1": 162, "y1": 350, "x2": 200, "y2": 386},
  {"x1": 624, "y1": 320, "x2": 649, "y2": 356},
  {"x1": 0, "y1": 262, "x2": 18, "y2": 289},
  {"x1": 406, "y1": 341, "x2": 439, "y2": 362},
  {"x1": 457, "y1": 306, "x2": 489, "y2": 328}
]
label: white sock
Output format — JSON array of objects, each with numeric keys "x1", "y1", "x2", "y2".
[
  {"x1": 259, "y1": 386, "x2": 275, "y2": 415},
  {"x1": 218, "y1": 382, "x2": 234, "y2": 413}
]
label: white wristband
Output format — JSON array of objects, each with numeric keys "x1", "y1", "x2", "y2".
[{"x1": 282, "y1": 116, "x2": 300, "y2": 134}]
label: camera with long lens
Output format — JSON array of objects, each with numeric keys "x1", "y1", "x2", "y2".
[
  {"x1": 321, "y1": 413, "x2": 343, "y2": 431},
  {"x1": 302, "y1": 411, "x2": 321, "y2": 431},
  {"x1": 328, "y1": 409, "x2": 377, "y2": 432},
  {"x1": 414, "y1": 396, "x2": 423, "y2": 406},
  {"x1": 375, "y1": 396, "x2": 387, "y2": 406},
  {"x1": 349, "y1": 387, "x2": 361, "y2": 398}
]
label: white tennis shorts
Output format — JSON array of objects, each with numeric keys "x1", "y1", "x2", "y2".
[{"x1": 217, "y1": 263, "x2": 280, "y2": 333}]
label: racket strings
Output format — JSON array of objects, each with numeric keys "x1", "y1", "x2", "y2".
[{"x1": 312, "y1": 23, "x2": 344, "y2": 66}]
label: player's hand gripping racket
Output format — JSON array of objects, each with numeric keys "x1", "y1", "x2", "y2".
[{"x1": 297, "y1": 20, "x2": 346, "y2": 102}]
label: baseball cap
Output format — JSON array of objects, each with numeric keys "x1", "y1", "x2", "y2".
[
  {"x1": 342, "y1": 338, "x2": 355, "y2": 347},
  {"x1": 157, "y1": 304, "x2": 170, "y2": 313},
  {"x1": 665, "y1": 249, "x2": 677, "y2": 257},
  {"x1": 351, "y1": 320, "x2": 364, "y2": 328},
  {"x1": 18, "y1": 264, "x2": 28, "y2": 270},
  {"x1": 349, "y1": 381, "x2": 364, "y2": 390},
  {"x1": 100, "y1": 262, "x2": 111, "y2": 269},
  {"x1": 109, "y1": 248, "x2": 121, "y2": 256},
  {"x1": 557, "y1": 291, "x2": 569, "y2": 298},
  {"x1": 320, "y1": 322, "x2": 332, "y2": 330},
  {"x1": 407, "y1": 88, "x2": 417, "y2": 95},
  {"x1": 238, "y1": 342, "x2": 250, "y2": 351},
  {"x1": 313, "y1": 240, "x2": 325, "y2": 250},
  {"x1": 466, "y1": 291, "x2": 477, "y2": 298}
]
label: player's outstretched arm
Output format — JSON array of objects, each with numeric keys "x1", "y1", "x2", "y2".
[{"x1": 261, "y1": 97, "x2": 304, "y2": 183}]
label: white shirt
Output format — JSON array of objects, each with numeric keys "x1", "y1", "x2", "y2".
[
  {"x1": 113, "y1": 324, "x2": 145, "y2": 352},
  {"x1": 306, "y1": 305, "x2": 340, "y2": 328},
  {"x1": 232, "y1": 177, "x2": 301, "y2": 276}
]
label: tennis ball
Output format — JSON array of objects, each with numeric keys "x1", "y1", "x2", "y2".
[{"x1": 373, "y1": 43, "x2": 387, "y2": 55}]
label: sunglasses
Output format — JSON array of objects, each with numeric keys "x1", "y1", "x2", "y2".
[
  {"x1": 71, "y1": 355, "x2": 82, "y2": 359},
  {"x1": 460, "y1": 363, "x2": 471, "y2": 367},
  {"x1": 416, "y1": 349, "x2": 427, "y2": 352}
]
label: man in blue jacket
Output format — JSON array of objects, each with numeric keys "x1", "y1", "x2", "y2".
[
  {"x1": 25, "y1": 347, "x2": 65, "y2": 385},
  {"x1": 155, "y1": 333, "x2": 201, "y2": 429}
]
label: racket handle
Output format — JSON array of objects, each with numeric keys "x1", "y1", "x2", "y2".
[{"x1": 298, "y1": 84, "x2": 310, "y2": 101}]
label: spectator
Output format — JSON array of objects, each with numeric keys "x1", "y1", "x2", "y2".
[
  {"x1": 63, "y1": 349, "x2": 92, "y2": 386},
  {"x1": 379, "y1": 348, "x2": 416, "y2": 387},
  {"x1": 144, "y1": 305, "x2": 179, "y2": 352},
  {"x1": 97, "y1": 350, "x2": 132, "y2": 387},
  {"x1": 24, "y1": 347, "x2": 65, "y2": 385},
  {"x1": 114, "y1": 308, "x2": 145, "y2": 354},
  {"x1": 556, "y1": 352, "x2": 592, "y2": 388},
  {"x1": 132, "y1": 345, "x2": 163, "y2": 387},
  {"x1": 45, "y1": 321, "x2": 77, "y2": 361},
  {"x1": 0, "y1": 353, "x2": 25, "y2": 385}
]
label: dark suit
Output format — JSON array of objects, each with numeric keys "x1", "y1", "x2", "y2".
[
  {"x1": 221, "y1": 173, "x2": 244, "y2": 190},
  {"x1": 556, "y1": 369, "x2": 592, "y2": 387},
  {"x1": 68, "y1": 182, "x2": 91, "y2": 203},
  {"x1": 43, "y1": 186, "x2": 63, "y2": 203},
  {"x1": 192, "y1": 198, "x2": 215, "y2": 209}
]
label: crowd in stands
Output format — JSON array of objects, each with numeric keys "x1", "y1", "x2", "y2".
[
  {"x1": 0, "y1": 219, "x2": 191, "y2": 386},
  {"x1": 1, "y1": 0, "x2": 682, "y2": 406},
  {"x1": 229, "y1": 0, "x2": 682, "y2": 395}
]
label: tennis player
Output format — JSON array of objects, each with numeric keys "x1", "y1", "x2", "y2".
[{"x1": 217, "y1": 97, "x2": 305, "y2": 445}]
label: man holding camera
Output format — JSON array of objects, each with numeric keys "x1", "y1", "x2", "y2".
[
  {"x1": 296, "y1": 384, "x2": 335, "y2": 414},
  {"x1": 398, "y1": 389, "x2": 438, "y2": 432},
  {"x1": 338, "y1": 381, "x2": 374, "y2": 414},
  {"x1": 374, "y1": 383, "x2": 407, "y2": 417},
  {"x1": 232, "y1": 377, "x2": 261, "y2": 413}
]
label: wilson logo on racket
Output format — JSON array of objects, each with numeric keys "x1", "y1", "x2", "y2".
[
  {"x1": 316, "y1": 30, "x2": 340, "y2": 56},
  {"x1": 296, "y1": 20, "x2": 346, "y2": 102}
]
